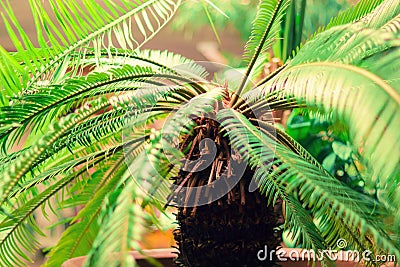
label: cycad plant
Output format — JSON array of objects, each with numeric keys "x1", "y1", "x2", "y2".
[{"x1": 0, "y1": 0, "x2": 399, "y2": 267}]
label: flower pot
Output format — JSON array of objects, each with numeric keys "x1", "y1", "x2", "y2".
[
  {"x1": 61, "y1": 248, "x2": 177, "y2": 267},
  {"x1": 62, "y1": 247, "x2": 396, "y2": 267}
]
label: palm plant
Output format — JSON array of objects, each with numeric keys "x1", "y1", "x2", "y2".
[{"x1": 0, "y1": 0, "x2": 399, "y2": 266}]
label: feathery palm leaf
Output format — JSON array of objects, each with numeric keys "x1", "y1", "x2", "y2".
[
  {"x1": 0, "y1": 60, "x2": 205, "y2": 152},
  {"x1": 43, "y1": 156, "x2": 129, "y2": 267},
  {"x1": 233, "y1": 0, "x2": 290, "y2": 101},
  {"x1": 83, "y1": 175, "x2": 150, "y2": 267},
  {"x1": 0, "y1": 0, "x2": 399, "y2": 266},
  {"x1": 218, "y1": 108, "x2": 399, "y2": 260},
  {"x1": 255, "y1": 36, "x2": 399, "y2": 201},
  {"x1": 0, "y1": 0, "x2": 182, "y2": 103}
]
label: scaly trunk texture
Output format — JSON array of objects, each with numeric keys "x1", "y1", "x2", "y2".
[{"x1": 169, "y1": 116, "x2": 284, "y2": 267}]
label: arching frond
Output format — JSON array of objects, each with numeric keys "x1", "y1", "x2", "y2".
[
  {"x1": 217, "y1": 108, "x2": 400, "y2": 260},
  {"x1": 83, "y1": 176, "x2": 149, "y2": 267},
  {"x1": 44, "y1": 156, "x2": 129, "y2": 267},
  {"x1": 382, "y1": 13, "x2": 400, "y2": 33},
  {"x1": 355, "y1": 0, "x2": 400, "y2": 29},
  {"x1": 291, "y1": 0, "x2": 396, "y2": 61},
  {"x1": 243, "y1": 0, "x2": 291, "y2": 61},
  {"x1": 0, "y1": 63, "x2": 203, "y2": 152},
  {"x1": 324, "y1": 0, "x2": 384, "y2": 30},
  {"x1": 89, "y1": 49, "x2": 209, "y2": 80},
  {"x1": 232, "y1": 0, "x2": 290, "y2": 104},
  {"x1": 0, "y1": 0, "x2": 182, "y2": 103},
  {"x1": 0, "y1": 161, "x2": 102, "y2": 267},
  {"x1": 0, "y1": 99, "x2": 111, "y2": 206},
  {"x1": 242, "y1": 13, "x2": 400, "y2": 216},
  {"x1": 260, "y1": 61, "x2": 400, "y2": 208},
  {"x1": 0, "y1": 133, "x2": 148, "y2": 266}
]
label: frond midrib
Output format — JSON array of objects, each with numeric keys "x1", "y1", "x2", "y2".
[
  {"x1": 286, "y1": 61, "x2": 400, "y2": 104},
  {"x1": 25, "y1": 0, "x2": 175, "y2": 90}
]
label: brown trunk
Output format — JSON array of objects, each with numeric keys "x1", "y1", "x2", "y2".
[{"x1": 169, "y1": 117, "x2": 284, "y2": 266}]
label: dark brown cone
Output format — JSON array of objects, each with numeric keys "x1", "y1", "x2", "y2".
[
  {"x1": 169, "y1": 117, "x2": 284, "y2": 267},
  {"x1": 173, "y1": 179, "x2": 283, "y2": 267}
]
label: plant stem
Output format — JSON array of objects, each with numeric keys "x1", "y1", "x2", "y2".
[{"x1": 230, "y1": 0, "x2": 285, "y2": 107}]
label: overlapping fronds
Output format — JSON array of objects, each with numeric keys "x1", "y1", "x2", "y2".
[
  {"x1": 0, "y1": 130, "x2": 148, "y2": 266},
  {"x1": 43, "y1": 156, "x2": 129, "y2": 267},
  {"x1": 0, "y1": 99, "x2": 111, "y2": 206},
  {"x1": 242, "y1": 3, "x2": 400, "y2": 218},
  {"x1": 0, "y1": 158, "x2": 107, "y2": 267},
  {"x1": 232, "y1": 0, "x2": 290, "y2": 101},
  {"x1": 243, "y1": 0, "x2": 291, "y2": 61},
  {"x1": 0, "y1": 0, "x2": 399, "y2": 266},
  {"x1": 322, "y1": 0, "x2": 384, "y2": 31},
  {"x1": 84, "y1": 49, "x2": 209, "y2": 80},
  {"x1": 0, "y1": 77, "x2": 221, "y2": 265},
  {"x1": 0, "y1": 61, "x2": 206, "y2": 152},
  {"x1": 83, "y1": 175, "x2": 149, "y2": 267},
  {"x1": 269, "y1": 61, "x2": 399, "y2": 209},
  {"x1": 0, "y1": 0, "x2": 182, "y2": 105},
  {"x1": 218, "y1": 108, "x2": 400, "y2": 261}
]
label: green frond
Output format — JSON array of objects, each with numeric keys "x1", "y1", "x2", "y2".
[
  {"x1": 243, "y1": 0, "x2": 291, "y2": 61},
  {"x1": 382, "y1": 13, "x2": 400, "y2": 33},
  {"x1": 95, "y1": 49, "x2": 209, "y2": 80},
  {"x1": 256, "y1": 121, "x2": 382, "y2": 253},
  {"x1": 281, "y1": 193, "x2": 326, "y2": 251},
  {"x1": 0, "y1": 165, "x2": 98, "y2": 266},
  {"x1": 0, "y1": 64, "x2": 199, "y2": 152},
  {"x1": 233, "y1": 0, "x2": 290, "y2": 101},
  {"x1": 0, "y1": 135, "x2": 148, "y2": 266},
  {"x1": 0, "y1": 46, "x2": 25, "y2": 106},
  {"x1": 0, "y1": 215, "x2": 40, "y2": 267},
  {"x1": 0, "y1": 99, "x2": 111, "y2": 206},
  {"x1": 83, "y1": 176, "x2": 149, "y2": 267},
  {"x1": 355, "y1": 0, "x2": 400, "y2": 29},
  {"x1": 243, "y1": 12, "x2": 400, "y2": 218},
  {"x1": 260, "y1": 61, "x2": 400, "y2": 210},
  {"x1": 0, "y1": 0, "x2": 182, "y2": 97},
  {"x1": 0, "y1": 83, "x2": 187, "y2": 185},
  {"x1": 296, "y1": 0, "x2": 396, "y2": 60},
  {"x1": 241, "y1": 90, "x2": 301, "y2": 114},
  {"x1": 290, "y1": 25, "x2": 400, "y2": 69},
  {"x1": 9, "y1": 137, "x2": 145, "y2": 199},
  {"x1": 255, "y1": 120, "x2": 324, "y2": 171},
  {"x1": 217, "y1": 108, "x2": 400, "y2": 260},
  {"x1": 44, "y1": 156, "x2": 128, "y2": 267},
  {"x1": 58, "y1": 48, "x2": 209, "y2": 82},
  {"x1": 306, "y1": 0, "x2": 398, "y2": 41},
  {"x1": 251, "y1": 159, "x2": 326, "y2": 252},
  {"x1": 324, "y1": 0, "x2": 384, "y2": 30}
]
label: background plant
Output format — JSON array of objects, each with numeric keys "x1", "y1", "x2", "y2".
[{"x1": 171, "y1": 0, "x2": 352, "y2": 65}]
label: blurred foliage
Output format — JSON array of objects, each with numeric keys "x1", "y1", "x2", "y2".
[
  {"x1": 171, "y1": 0, "x2": 350, "y2": 42},
  {"x1": 171, "y1": 0, "x2": 351, "y2": 68},
  {"x1": 303, "y1": 0, "x2": 350, "y2": 39},
  {"x1": 282, "y1": 109, "x2": 369, "y2": 248},
  {"x1": 285, "y1": 110, "x2": 366, "y2": 194},
  {"x1": 171, "y1": 0, "x2": 257, "y2": 41}
]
